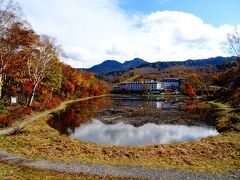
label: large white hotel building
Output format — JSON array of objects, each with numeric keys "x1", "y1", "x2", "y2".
[{"x1": 114, "y1": 78, "x2": 185, "y2": 93}]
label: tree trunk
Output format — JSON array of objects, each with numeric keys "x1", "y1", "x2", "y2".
[
  {"x1": 0, "y1": 73, "x2": 2, "y2": 99},
  {"x1": 27, "y1": 83, "x2": 38, "y2": 107},
  {"x1": 237, "y1": 56, "x2": 240, "y2": 68},
  {"x1": 48, "y1": 88, "x2": 53, "y2": 103}
]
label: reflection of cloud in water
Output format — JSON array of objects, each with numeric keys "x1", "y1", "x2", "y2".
[{"x1": 70, "y1": 119, "x2": 218, "y2": 146}]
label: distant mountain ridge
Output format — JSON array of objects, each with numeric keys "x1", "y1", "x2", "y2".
[
  {"x1": 88, "y1": 58, "x2": 148, "y2": 75},
  {"x1": 144, "y1": 56, "x2": 236, "y2": 69},
  {"x1": 88, "y1": 56, "x2": 236, "y2": 75}
]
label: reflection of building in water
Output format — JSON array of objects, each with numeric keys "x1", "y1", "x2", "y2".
[
  {"x1": 113, "y1": 98, "x2": 180, "y2": 109},
  {"x1": 114, "y1": 98, "x2": 143, "y2": 108},
  {"x1": 153, "y1": 101, "x2": 180, "y2": 109}
]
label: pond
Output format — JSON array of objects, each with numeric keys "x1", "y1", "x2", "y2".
[{"x1": 48, "y1": 96, "x2": 219, "y2": 146}]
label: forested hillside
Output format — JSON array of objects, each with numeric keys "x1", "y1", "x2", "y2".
[{"x1": 0, "y1": 1, "x2": 107, "y2": 127}]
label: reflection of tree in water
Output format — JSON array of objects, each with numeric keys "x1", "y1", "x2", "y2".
[
  {"x1": 48, "y1": 97, "x2": 215, "y2": 135},
  {"x1": 47, "y1": 98, "x2": 111, "y2": 135}
]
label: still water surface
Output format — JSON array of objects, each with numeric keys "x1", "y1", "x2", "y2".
[{"x1": 48, "y1": 96, "x2": 219, "y2": 146}]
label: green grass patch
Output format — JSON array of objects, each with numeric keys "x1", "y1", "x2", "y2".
[
  {"x1": 0, "y1": 104, "x2": 6, "y2": 110},
  {"x1": 208, "y1": 101, "x2": 233, "y2": 111}
]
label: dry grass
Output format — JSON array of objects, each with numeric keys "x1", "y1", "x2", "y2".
[{"x1": 0, "y1": 115, "x2": 239, "y2": 174}]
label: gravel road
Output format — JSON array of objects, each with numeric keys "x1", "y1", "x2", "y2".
[{"x1": 0, "y1": 150, "x2": 239, "y2": 180}]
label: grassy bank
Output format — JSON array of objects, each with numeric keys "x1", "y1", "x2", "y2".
[
  {"x1": 208, "y1": 101, "x2": 240, "y2": 132},
  {"x1": 208, "y1": 101, "x2": 233, "y2": 111},
  {"x1": 0, "y1": 115, "x2": 239, "y2": 174}
]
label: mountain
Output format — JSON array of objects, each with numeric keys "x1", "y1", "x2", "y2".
[
  {"x1": 121, "y1": 58, "x2": 149, "y2": 69},
  {"x1": 88, "y1": 56, "x2": 236, "y2": 75},
  {"x1": 88, "y1": 60, "x2": 122, "y2": 75},
  {"x1": 144, "y1": 56, "x2": 236, "y2": 69},
  {"x1": 88, "y1": 58, "x2": 148, "y2": 75}
]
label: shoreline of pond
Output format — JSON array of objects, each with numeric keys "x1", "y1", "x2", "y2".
[
  {"x1": 0, "y1": 94, "x2": 239, "y2": 177},
  {"x1": 1, "y1": 94, "x2": 238, "y2": 134},
  {"x1": 0, "y1": 95, "x2": 108, "y2": 135}
]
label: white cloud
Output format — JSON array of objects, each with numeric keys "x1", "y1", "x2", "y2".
[{"x1": 16, "y1": 0, "x2": 237, "y2": 68}]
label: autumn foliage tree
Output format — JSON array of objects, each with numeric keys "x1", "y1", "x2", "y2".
[
  {"x1": 61, "y1": 64, "x2": 106, "y2": 99},
  {"x1": 184, "y1": 83, "x2": 196, "y2": 97},
  {"x1": 0, "y1": 0, "x2": 107, "y2": 110},
  {"x1": 23, "y1": 35, "x2": 62, "y2": 106},
  {"x1": 227, "y1": 29, "x2": 240, "y2": 59},
  {"x1": 63, "y1": 80, "x2": 75, "y2": 98},
  {"x1": 0, "y1": 0, "x2": 24, "y2": 97},
  {"x1": 208, "y1": 29, "x2": 240, "y2": 106},
  {"x1": 225, "y1": 29, "x2": 240, "y2": 106},
  {"x1": 1, "y1": 22, "x2": 36, "y2": 98},
  {"x1": 0, "y1": 0, "x2": 108, "y2": 128}
]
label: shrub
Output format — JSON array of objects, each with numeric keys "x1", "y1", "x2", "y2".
[
  {"x1": 9, "y1": 107, "x2": 24, "y2": 120},
  {"x1": 51, "y1": 97, "x2": 61, "y2": 107},
  {"x1": 31, "y1": 102, "x2": 45, "y2": 111},
  {"x1": 60, "y1": 94, "x2": 65, "y2": 101},
  {"x1": 0, "y1": 106, "x2": 33, "y2": 128},
  {"x1": 8, "y1": 107, "x2": 32, "y2": 120},
  {"x1": 231, "y1": 114, "x2": 240, "y2": 124},
  {"x1": 22, "y1": 107, "x2": 33, "y2": 115},
  {"x1": 0, "y1": 116, "x2": 13, "y2": 128},
  {"x1": 216, "y1": 115, "x2": 232, "y2": 132},
  {"x1": 45, "y1": 97, "x2": 61, "y2": 110},
  {"x1": 0, "y1": 104, "x2": 5, "y2": 110},
  {"x1": 46, "y1": 103, "x2": 53, "y2": 109}
]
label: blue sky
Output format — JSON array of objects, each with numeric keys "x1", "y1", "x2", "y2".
[
  {"x1": 119, "y1": 0, "x2": 240, "y2": 27},
  {"x1": 16, "y1": 0, "x2": 240, "y2": 68}
]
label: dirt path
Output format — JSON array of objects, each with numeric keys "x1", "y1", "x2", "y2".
[
  {"x1": 0, "y1": 150, "x2": 239, "y2": 180},
  {"x1": 0, "y1": 95, "x2": 106, "y2": 136},
  {"x1": 0, "y1": 111, "x2": 50, "y2": 136}
]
